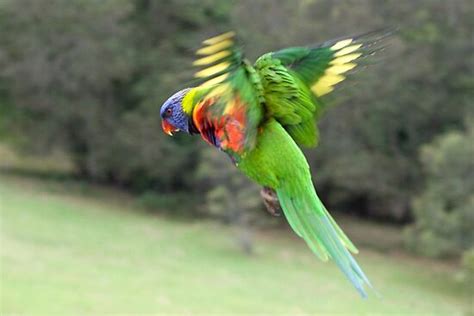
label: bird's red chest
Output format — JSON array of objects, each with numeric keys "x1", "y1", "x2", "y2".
[{"x1": 193, "y1": 96, "x2": 247, "y2": 154}]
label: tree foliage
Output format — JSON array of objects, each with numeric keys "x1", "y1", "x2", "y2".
[
  {"x1": 405, "y1": 124, "x2": 474, "y2": 258},
  {"x1": 0, "y1": 0, "x2": 472, "y2": 233},
  {"x1": 232, "y1": 0, "x2": 474, "y2": 220},
  {"x1": 0, "y1": 0, "x2": 230, "y2": 193}
]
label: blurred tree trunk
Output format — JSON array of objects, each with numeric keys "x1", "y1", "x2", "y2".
[{"x1": 197, "y1": 147, "x2": 261, "y2": 254}]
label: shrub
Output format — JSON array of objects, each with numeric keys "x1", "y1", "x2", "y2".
[{"x1": 404, "y1": 126, "x2": 474, "y2": 258}]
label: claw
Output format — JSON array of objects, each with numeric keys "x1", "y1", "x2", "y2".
[{"x1": 260, "y1": 187, "x2": 282, "y2": 217}]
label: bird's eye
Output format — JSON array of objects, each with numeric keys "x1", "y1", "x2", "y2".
[{"x1": 166, "y1": 108, "x2": 172, "y2": 115}]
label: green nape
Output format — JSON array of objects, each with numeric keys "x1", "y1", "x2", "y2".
[{"x1": 181, "y1": 86, "x2": 210, "y2": 115}]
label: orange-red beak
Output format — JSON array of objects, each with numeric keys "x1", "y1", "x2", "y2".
[{"x1": 161, "y1": 120, "x2": 179, "y2": 136}]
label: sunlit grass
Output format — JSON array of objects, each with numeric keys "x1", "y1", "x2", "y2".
[{"x1": 0, "y1": 173, "x2": 471, "y2": 315}]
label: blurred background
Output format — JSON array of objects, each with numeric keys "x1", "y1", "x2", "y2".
[{"x1": 0, "y1": 0, "x2": 473, "y2": 314}]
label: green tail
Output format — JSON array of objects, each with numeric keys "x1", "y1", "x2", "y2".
[{"x1": 276, "y1": 178, "x2": 373, "y2": 298}]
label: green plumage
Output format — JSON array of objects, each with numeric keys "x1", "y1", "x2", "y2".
[
  {"x1": 237, "y1": 119, "x2": 371, "y2": 297},
  {"x1": 181, "y1": 30, "x2": 392, "y2": 297},
  {"x1": 255, "y1": 53, "x2": 320, "y2": 146}
]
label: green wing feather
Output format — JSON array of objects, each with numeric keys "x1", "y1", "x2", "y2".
[
  {"x1": 255, "y1": 30, "x2": 392, "y2": 147},
  {"x1": 255, "y1": 53, "x2": 319, "y2": 147}
]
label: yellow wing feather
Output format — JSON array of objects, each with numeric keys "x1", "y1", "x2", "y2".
[
  {"x1": 331, "y1": 53, "x2": 362, "y2": 65},
  {"x1": 326, "y1": 63, "x2": 357, "y2": 75},
  {"x1": 312, "y1": 38, "x2": 365, "y2": 97},
  {"x1": 334, "y1": 44, "x2": 362, "y2": 57},
  {"x1": 196, "y1": 40, "x2": 233, "y2": 55},
  {"x1": 193, "y1": 32, "x2": 237, "y2": 90},
  {"x1": 330, "y1": 39, "x2": 353, "y2": 50},
  {"x1": 200, "y1": 73, "x2": 229, "y2": 87},
  {"x1": 202, "y1": 31, "x2": 236, "y2": 45},
  {"x1": 193, "y1": 51, "x2": 231, "y2": 66},
  {"x1": 194, "y1": 62, "x2": 231, "y2": 78}
]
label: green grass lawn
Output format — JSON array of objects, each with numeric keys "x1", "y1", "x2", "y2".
[{"x1": 0, "y1": 174, "x2": 471, "y2": 315}]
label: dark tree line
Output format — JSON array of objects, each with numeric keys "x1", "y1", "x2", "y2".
[{"x1": 0, "y1": 0, "x2": 472, "y2": 258}]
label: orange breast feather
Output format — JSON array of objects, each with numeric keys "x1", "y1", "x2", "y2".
[{"x1": 193, "y1": 96, "x2": 247, "y2": 154}]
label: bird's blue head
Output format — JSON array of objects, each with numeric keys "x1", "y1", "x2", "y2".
[{"x1": 160, "y1": 88, "x2": 197, "y2": 135}]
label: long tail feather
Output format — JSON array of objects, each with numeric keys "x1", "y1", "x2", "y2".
[{"x1": 276, "y1": 179, "x2": 373, "y2": 298}]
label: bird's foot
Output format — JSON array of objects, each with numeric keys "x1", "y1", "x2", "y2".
[{"x1": 260, "y1": 187, "x2": 282, "y2": 217}]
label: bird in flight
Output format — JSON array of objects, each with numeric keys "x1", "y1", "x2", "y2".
[{"x1": 160, "y1": 30, "x2": 390, "y2": 297}]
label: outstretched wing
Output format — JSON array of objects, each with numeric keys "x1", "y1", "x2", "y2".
[
  {"x1": 255, "y1": 29, "x2": 393, "y2": 147},
  {"x1": 191, "y1": 32, "x2": 264, "y2": 160}
]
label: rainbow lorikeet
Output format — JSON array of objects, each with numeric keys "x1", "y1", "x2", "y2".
[{"x1": 160, "y1": 31, "x2": 390, "y2": 297}]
